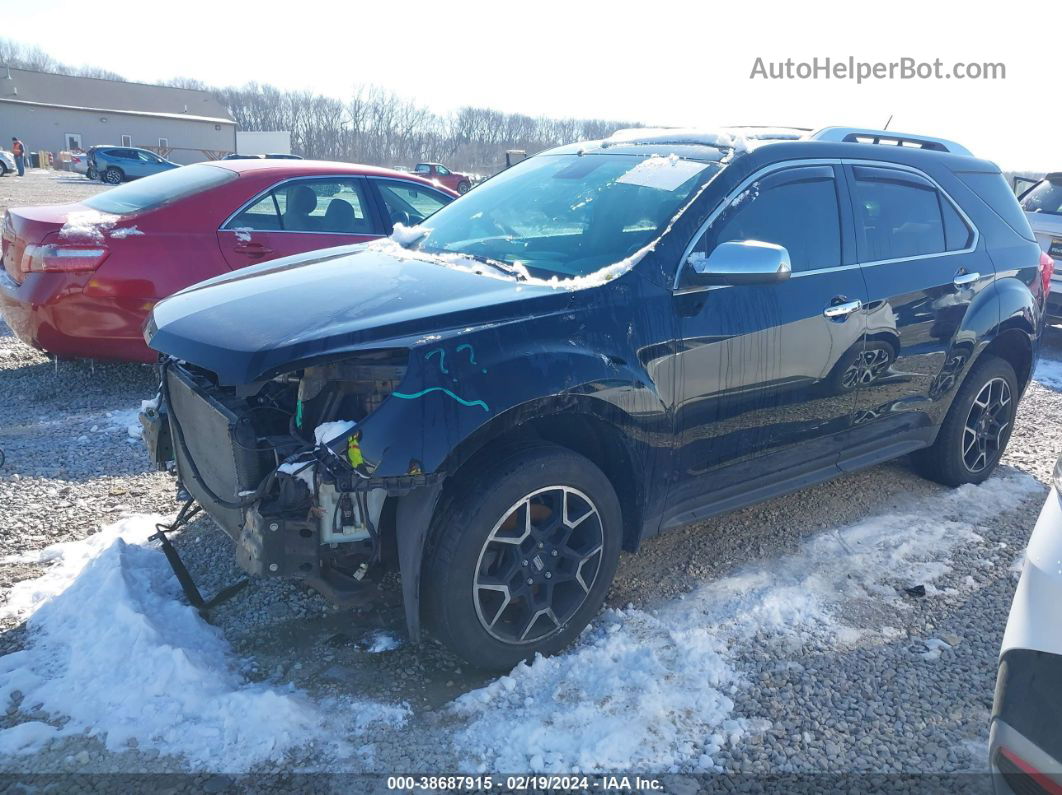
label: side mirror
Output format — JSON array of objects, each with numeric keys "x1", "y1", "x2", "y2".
[{"x1": 687, "y1": 240, "x2": 792, "y2": 285}]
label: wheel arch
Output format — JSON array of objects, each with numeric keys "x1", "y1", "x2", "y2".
[{"x1": 435, "y1": 395, "x2": 647, "y2": 552}]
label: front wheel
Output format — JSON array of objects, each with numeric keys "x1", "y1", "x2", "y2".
[
  {"x1": 424, "y1": 444, "x2": 622, "y2": 670},
  {"x1": 912, "y1": 354, "x2": 1018, "y2": 486},
  {"x1": 103, "y1": 167, "x2": 123, "y2": 184},
  {"x1": 457, "y1": 181, "x2": 471, "y2": 194}
]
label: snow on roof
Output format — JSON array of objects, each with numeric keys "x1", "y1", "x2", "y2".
[
  {"x1": 0, "y1": 97, "x2": 235, "y2": 125},
  {"x1": 606, "y1": 127, "x2": 747, "y2": 151}
]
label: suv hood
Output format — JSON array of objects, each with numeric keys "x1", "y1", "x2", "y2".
[{"x1": 147, "y1": 244, "x2": 572, "y2": 384}]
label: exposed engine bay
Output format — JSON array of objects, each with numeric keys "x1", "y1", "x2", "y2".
[{"x1": 141, "y1": 350, "x2": 417, "y2": 607}]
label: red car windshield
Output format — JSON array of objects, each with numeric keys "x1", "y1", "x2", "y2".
[{"x1": 83, "y1": 164, "x2": 237, "y2": 215}]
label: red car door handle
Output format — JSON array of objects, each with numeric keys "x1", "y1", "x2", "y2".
[{"x1": 233, "y1": 242, "x2": 273, "y2": 258}]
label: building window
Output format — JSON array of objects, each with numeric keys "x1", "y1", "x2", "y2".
[
  {"x1": 64, "y1": 133, "x2": 83, "y2": 151},
  {"x1": 158, "y1": 137, "x2": 169, "y2": 149},
  {"x1": 121, "y1": 135, "x2": 132, "y2": 147}
]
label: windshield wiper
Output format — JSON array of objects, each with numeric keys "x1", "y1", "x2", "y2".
[{"x1": 450, "y1": 251, "x2": 525, "y2": 280}]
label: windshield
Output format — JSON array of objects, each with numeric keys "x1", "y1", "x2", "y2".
[
  {"x1": 1021, "y1": 179, "x2": 1062, "y2": 216},
  {"x1": 83, "y1": 164, "x2": 237, "y2": 215},
  {"x1": 413, "y1": 153, "x2": 719, "y2": 278}
]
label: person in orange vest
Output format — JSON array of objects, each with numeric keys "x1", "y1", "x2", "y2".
[{"x1": 11, "y1": 137, "x2": 26, "y2": 177}]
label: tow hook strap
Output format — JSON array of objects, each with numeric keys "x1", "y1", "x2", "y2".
[{"x1": 149, "y1": 500, "x2": 249, "y2": 614}]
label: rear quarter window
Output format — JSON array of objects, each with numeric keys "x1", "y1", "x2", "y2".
[
  {"x1": 84, "y1": 164, "x2": 237, "y2": 215},
  {"x1": 955, "y1": 170, "x2": 1036, "y2": 242}
]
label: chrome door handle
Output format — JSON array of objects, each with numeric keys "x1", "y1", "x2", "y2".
[
  {"x1": 953, "y1": 271, "x2": 980, "y2": 287},
  {"x1": 823, "y1": 299, "x2": 863, "y2": 319}
]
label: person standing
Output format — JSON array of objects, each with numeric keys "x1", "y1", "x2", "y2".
[{"x1": 11, "y1": 137, "x2": 26, "y2": 177}]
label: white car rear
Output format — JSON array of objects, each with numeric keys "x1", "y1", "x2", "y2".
[{"x1": 990, "y1": 456, "x2": 1062, "y2": 793}]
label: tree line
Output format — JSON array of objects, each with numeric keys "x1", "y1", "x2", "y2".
[{"x1": 1, "y1": 37, "x2": 641, "y2": 173}]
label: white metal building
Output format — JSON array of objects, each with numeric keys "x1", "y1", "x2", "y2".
[{"x1": 0, "y1": 67, "x2": 236, "y2": 164}]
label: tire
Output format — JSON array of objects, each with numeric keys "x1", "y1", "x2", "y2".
[
  {"x1": 457, "y1": 181, "x2": 471, "y2": 194},
  {"x1": 912, "y1": 354, "x2": 1018, "y2": 487},
  {"x1": 0, "y1": 163, "x2": 7, "y2": 177},
  {"x1": 103, "y1": 167, "x2": 123, "y2": 184},
  {"x1": 424, "y1": 444, "x2": 622, "y2": 670},
  {"x1": 86, "y1": 167, "x2": 97, "y2": 180}
]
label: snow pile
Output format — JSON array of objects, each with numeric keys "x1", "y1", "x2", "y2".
[
  {"x1": 58, "y1": 210, "x2": 119, "y2": 242},
  {"x1": 0, "y1": 514, "x2": 409, "y2": 769},
  {"x1": 452, "y1": 609, "x2": 742, "y2": 773},
  {"x1": 1034, "y1": 357, "x2": 1062, "y2": 391},
  {"x1": 451, "y1": 472, "x2": 1042, "y2": 772}
]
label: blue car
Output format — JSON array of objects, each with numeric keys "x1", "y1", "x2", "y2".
[{"x1": 88, "y1": 145, "x2": 179, "y2": 184}]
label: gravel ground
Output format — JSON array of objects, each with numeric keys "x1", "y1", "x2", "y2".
[{"x1": 0, "y1": 169, "x2": 1059, "y2": 787}]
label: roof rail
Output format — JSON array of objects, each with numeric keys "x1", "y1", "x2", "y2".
[{"x1": 809, "y1": 127, "x2": 973, "y2": 157}]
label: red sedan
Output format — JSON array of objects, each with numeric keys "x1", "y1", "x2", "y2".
[
  {"x1": 413, "y1": 163, "x2": 474, "y2": 194},
  {"x1": 0, "y1": 160, "x2": 456, "y2": 362}
]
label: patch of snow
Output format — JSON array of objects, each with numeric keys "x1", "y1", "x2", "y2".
[
  {"x1": 58, "y1": 210, "x2": 119, "y2": 242},
  {"x1": 108, "y1": 226, "x2": 144, "y2": 239},
  {"x1": 314, "y1": 420, "x2": 356, "y2": 446},
  {"x1": 104, "y1": 407, "x2": 142, "y2": 439},
  {"x1": 1035, "y1": 357, "x2": 1062, "y2": 391},
  {"x1": 390, "y1": 223, "x2": 429, "y2": 246},
  {"x1": 277, "y1": 457, "x2": 315, "y2": 493},
  {"x1": 232, "y1": 227, "x2": 253, "y2": 243},
  {"x1": 364, "y1": 631, "x2": 402, "y2": 653},
  {"x1": 0, "y1": 514, "x2": 408, "y2": 770},
  {"x1": 451, "y1": 471, "x2": 1041, "y2": 772}
]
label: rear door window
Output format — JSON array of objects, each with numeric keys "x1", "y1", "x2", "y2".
[
  {"x1": 849, "y1": 166, "x2": 971, "y2": 260},
  {"x1": 225, "y1": 178, "x2": 377, "y2": 234}
]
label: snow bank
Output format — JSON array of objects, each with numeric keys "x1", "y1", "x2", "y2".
[
  {"x1": 451, "y1": 471, "x2": 1042, "y2": 772},
  {"x1": 452, "y1": 610, "x2": 742, "y2": 773},
  {"x1": 0, "y1": 514, "x2": 408, "y2": 770}
]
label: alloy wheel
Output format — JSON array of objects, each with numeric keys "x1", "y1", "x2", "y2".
[
  {"x1": 473, "y1": 486, "x2": 604, "y2": 645},
  {"x1": 962, "y1": 376, "x2": 1012, "y2": 473}
]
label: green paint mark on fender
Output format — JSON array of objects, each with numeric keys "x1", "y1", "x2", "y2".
[{"x1": 392, "y1": 387, "x2": 489, "y2": 412}]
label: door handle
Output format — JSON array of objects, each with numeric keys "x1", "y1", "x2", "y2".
[
  {"x1": 953, "y1": 271, "x2": 980, "y2": 288},
  {"x1": 234, "y1": 243, "x2": 273, "y2": 258},
  {"x1": 823, "y1": 298, "x2": 863, "y2": 319}
]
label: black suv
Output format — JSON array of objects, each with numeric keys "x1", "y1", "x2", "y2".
[{"x1": 141, "y1": 126, "x2": 1048, "y2": 669}]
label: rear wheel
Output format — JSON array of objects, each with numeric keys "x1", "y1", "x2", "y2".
[
  {"x1": 86, "y1": 166, "x2": 97, "y2": 180},
  {"x1": 424, "y1": 444, "x2": 622, "y2": 670},
  {"x1": 457, "y1": 180, "x2": 471, "y2": 194},
  {"x1": 912, "y1": 354, "x2": 1018, "y2": 486},
  {"x1": 103, "y1": 167, "x2": 123, "y2": 184}
]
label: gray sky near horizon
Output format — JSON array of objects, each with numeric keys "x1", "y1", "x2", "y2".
[{"x1": 7, "y1": 0, "x2": 1059, "y2": 170}]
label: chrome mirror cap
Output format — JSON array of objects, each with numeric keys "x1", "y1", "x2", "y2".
[{"x1": 688, "y1": 240, "x2": 792, "y2": 285}]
